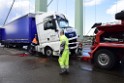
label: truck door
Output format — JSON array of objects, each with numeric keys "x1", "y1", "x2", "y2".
[{"x1": 41, "y1": 16, "x2": 59, "y2": 43}]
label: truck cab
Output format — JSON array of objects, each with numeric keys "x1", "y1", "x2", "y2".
[
  {"x1": 90, "y1": 11, "x2": 124, "y2": 69},
  {"x1": 35, "y1": 13, "x2": 79, "y2": 56}
]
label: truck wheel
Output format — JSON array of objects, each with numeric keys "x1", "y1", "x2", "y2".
[
  {"x1": 94, "y1": 49, "x2": 116, "y2": 69},
  {"x1": 45, "y1": 47, "x2": 53, "y2": 56}
]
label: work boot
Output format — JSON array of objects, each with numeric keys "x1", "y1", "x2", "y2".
[
  {"x1": 59, "y1": 68, "x2": 66, "y2": 75},
  {"x1": 65, "y1": 68, "x2": 69, "y2": 74}
]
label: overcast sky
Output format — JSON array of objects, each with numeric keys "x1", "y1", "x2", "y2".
[
  {"x1": 0, "y1": 0, "x2": 124, "y2": 35},
  {"x1": 84, "y1": 0, "x2": 124, "y2": 35}
]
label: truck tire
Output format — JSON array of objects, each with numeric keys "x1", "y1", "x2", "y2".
[
  {"x1": 94, "y1": 49, "x2": 116, "y2": 69},
  {"x1": 45, "y1": 47, "x2": 53, "y2": 56}
]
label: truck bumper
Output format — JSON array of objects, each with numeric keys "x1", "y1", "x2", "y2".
[{"x1": 53, "y1": 50, "x2": 60, "y2": 56}]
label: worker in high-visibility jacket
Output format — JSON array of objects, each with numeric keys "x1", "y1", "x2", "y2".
[
  {"x1": 32, "y1": 38, "x2": 37, "y2": 45},
  {"x1": 32, "y1": 34, "x2": 38, "y2": 45},
  {"x1": 30, "y1": 34, "x2": 38, "y2": 54},
  {"x1": 58, "y1": 30, "x2": 70, "y2": 75}
]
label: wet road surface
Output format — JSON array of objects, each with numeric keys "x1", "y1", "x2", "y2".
[{"x1": 0, "y1": 47, "x2": 124, "y2": 83}]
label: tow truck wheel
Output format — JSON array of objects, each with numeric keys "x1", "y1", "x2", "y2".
[
  {"x1": 45, "y1": 47, "x2": 53, "y2": 56},
  {"x1": 94, "y1": 49, "x2": 116, "y2": 70}
]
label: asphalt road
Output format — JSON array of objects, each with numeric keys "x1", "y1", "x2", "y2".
[{"x1": 0, "y1": 47, "x2": 124, "y2": 83}]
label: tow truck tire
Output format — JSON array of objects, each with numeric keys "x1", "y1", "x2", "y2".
[
  {"x1": 45, "y1": 47, "x2": 53, "y2": 56},
  {"x1": 94, "y1": 49, "x2": 116, "y2": 70}
]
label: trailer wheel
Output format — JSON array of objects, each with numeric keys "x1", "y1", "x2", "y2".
[
  {"x1": 94, "y1": 49, "x2": 116, "y2": 69},
  {"x1": 45, "y1": 47, "x2": 53, "y2": 56}
]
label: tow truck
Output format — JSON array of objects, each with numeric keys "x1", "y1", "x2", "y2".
[{"x1": 89, "y1": 11, "x2": 124, "y2": 69}]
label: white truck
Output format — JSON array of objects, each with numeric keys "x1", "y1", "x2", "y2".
[{"x1": 35, "y1": 12, "x2": 79, "y2": 56}]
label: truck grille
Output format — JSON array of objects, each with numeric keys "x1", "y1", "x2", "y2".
[
  {"x1": 69, "y1": 39, "x2": 77, "y2": 47},
  {"x1": 69, "y1": 44, "x2": 76, "y2": 47},
  {"x1": 65, "y1": 32, "x2": 76, "y2": 38}
]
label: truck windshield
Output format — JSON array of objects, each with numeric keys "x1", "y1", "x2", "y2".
[{"x1": 56, "y1": 15, "x2": 69, "y2": 29}]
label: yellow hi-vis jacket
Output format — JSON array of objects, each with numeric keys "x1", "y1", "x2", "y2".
[
  {"x1": 59, "y1": 35, "x2": 70, "y2": 69},
  {"x1": 60, "y1": 35, "x2": 69, "y2": 50}
]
